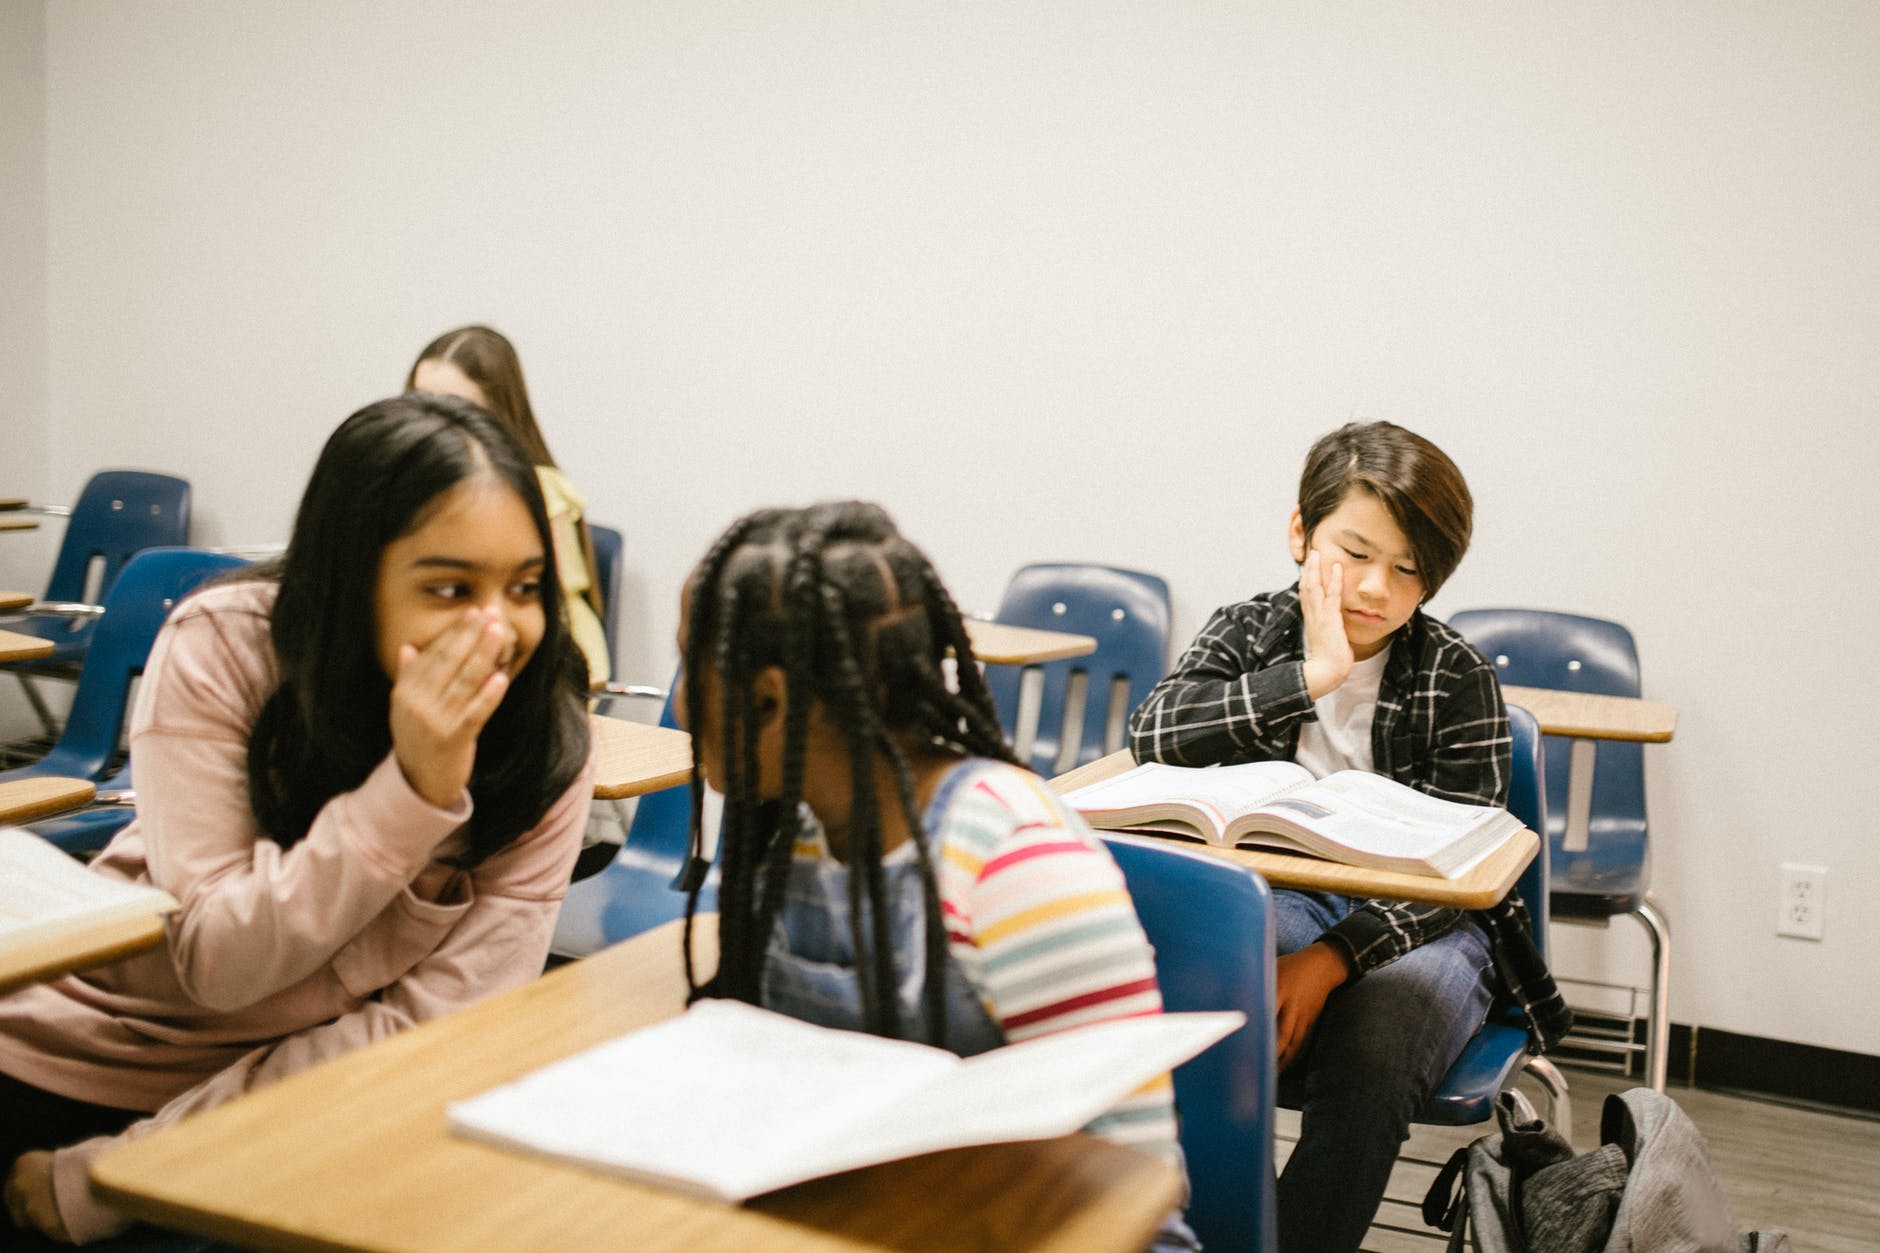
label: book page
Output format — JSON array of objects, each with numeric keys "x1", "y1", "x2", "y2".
[
  {"x1": 1064, "y1": 761, "x2": 1313, "y2": 837},
  {"x1": 825, "y1": 1011, "x2": 1245, "y2": 1174},
  {"x1": 1241, "y1": 773, "x2": 1520, "y2": 874},
  {"x1": 0, "y1": 827, "x2": 177, "y2": 941},
  {"x1": 449, "y1": 999, "x2": 1244, "y2": 1202},
  {"x1": 448, "y1": 999, "x2": 955, "y2": 1202}
]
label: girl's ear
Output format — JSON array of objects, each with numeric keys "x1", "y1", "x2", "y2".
[
  {"x1": 750, "y1": 666, "x2": 787, "y2": 728},
  {"x1": 1287, "y1": 506, "x2": 1308, "y2": 565}
]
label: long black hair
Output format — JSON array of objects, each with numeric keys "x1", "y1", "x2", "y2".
[
  {"x1": 680, "y1": 501, "x2": 1017, "y2": 1042},
  {"x1": 245, "y1": 393, "x2": 590, "y2": 867}
]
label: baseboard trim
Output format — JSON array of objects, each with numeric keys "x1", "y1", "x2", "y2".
[
  {"x1": 1681, "y1": 1024, "x2": 1880, "y2": 1116},
  {"x1": 1559, "y1": 1018, "x2": 1880, "y2": 1116}
]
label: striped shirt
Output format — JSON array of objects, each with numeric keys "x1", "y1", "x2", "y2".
[
  {"x1": 789, "y1": 758, "x2": 1182, "y2": 1160},
  {"x1": 1128, "y1": 586, "x2": 1570, "y2": 1052}
]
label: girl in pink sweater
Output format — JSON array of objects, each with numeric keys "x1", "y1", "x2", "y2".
[{"x1": 0, "y1": 394, "x2": 594, "y2": 1244}]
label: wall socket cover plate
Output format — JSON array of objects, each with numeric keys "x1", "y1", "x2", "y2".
[{"x1": 1777, "y1": 863, "x2": 1826, "y2": 941}]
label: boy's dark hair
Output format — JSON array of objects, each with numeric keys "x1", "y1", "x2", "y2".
[
  {"x1": 680, "y1": 500, "x2": 1017, "y2": 1043},
  {"x1": 1297, "y1": 420, "x2": 1474, "y2": 598},
  {"x1": 246, "y1": 393, "x2": 590, "y2": 868}
]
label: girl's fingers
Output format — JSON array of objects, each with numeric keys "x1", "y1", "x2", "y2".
[
  {"x1": 459, "y1": 669, "x2": 510, "y2": 734},
  {"x1": 407, "y1": 611, "x2": 506, "y2": 708}
]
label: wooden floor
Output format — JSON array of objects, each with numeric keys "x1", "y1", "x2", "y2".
[{"x1": 1275, "y1": 1063, "x2": 1880, "y2": 1252}]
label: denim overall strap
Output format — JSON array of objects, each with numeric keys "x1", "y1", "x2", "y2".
[{"x1": 761, "y1": 761, "x2": 1006, "y2": 1055}]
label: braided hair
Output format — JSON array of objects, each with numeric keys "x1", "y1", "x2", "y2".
[{"x1": 680, "y1": 501, "x2": 1017, "y2": 1043}]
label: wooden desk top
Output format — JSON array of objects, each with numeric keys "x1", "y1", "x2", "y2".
[
  {"x1": 0, "y1": 776, "x2": 96, "y2": 826},
  {"x1": 92, "y1": 918, "x2": 1182, "y2": 1253},
  {"x1": 0, "y1": 912, "x2": 166, "y2": 997},
  {"x1": 0, "y1": 590, "x2": 32, "y2": 612},
  {"x1": 1051, "y1": 751, "x2": 1537, "y2": 910},
  {"x1": 1500, "y1": 685, "x2": 1677, "y2": 744},
  {"x1": 963, "y1": 619, "x2": 1100, "y2": 665},
  {"x1": 589, "y1": 714, "x2": 693, "y2": 800},
  {"x1": 1, "y1": 825, "x2": 168, "y2": 996},
  {"x1": 0, "y1": 628, "x2": 54, "y2": 663}
]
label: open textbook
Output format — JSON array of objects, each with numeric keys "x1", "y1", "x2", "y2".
[
  {"x1": 0, "y1": 826, "x2": 177, "y2": 956},
  {"x1": 1062, "y1": 760, "x2": 1524, "y2": 879},
  {"x1": 448, "y1": 998, "x2": 1242, "y2": 1204}
]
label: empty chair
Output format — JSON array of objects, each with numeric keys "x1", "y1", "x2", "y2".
[
  {"x1": 4, "y1": 471, "x2": 191, "y2": 736},
  {"x1": 982, "y1": 563, "x2": 1171, "y2": 776},
  {"x1": 1100, "y1": 831, "x2": 1278, "y2": 1253},
  {"x1": 1448, "y1": 608, "x2": 1670, "y2": 1092}
]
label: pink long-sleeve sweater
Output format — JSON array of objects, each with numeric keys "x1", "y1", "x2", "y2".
[{"x1": 0, "y1": 580, "x2": 592, "y2": 1242}]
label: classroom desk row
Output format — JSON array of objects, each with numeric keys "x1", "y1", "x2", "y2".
[{"x1": 18, "y1": 640, "x2": 1673, "y2": 1252}]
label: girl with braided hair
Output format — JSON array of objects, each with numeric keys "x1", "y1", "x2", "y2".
[{"x1": 675, "y1": 501, "x2": 1199, "y2": 1252}]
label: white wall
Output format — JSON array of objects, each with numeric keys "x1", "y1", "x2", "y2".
[
  {"x1": 0, "y1": 0, "x2": 48, "y2": 500},
  {"x1": 13, "y1": 1, "x2": 1879, "y2": 1055}
]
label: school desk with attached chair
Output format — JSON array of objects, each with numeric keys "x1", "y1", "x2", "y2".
[
  {"x1": 980, "y1": 563, "x2": 1170, "y2": 777},
  {"x1": 89, "y1": 916, "x2": 1184, "y2": 1253},
  {"x1": 1450, "y1": 608, "x2": 1678, "y2": 1093},
  {"x1": 2, "y1": 471, "x2": 192, "y2": 738}
]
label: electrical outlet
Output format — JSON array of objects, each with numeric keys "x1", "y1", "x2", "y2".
[{"x1": 1777, "y1": 863, "x2": 1826, "y2": 940}]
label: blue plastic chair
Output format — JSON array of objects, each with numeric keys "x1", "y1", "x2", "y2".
[
  {"x1": 982, "y1": 563, "x2": 1171, "y2": 777},
  {"x1": 3, "y1": 548, "x2": 249, "y2": 855},
  {"x1": 588, "y1": 522, "x2": 623, "y2": 680},
  {"x1": 1413, "y1": 705, "x2": 1569, "y2": 1132},
  {"x1": 1101, "y1": 832, "x2": 1278, "y2": 1253},
  {"x1": 549, "y1": 687, "x2": 718, "y2": 959},
  {"x1": 4, "y1": 472, "x2": 191, "y2": 709},
  {"x1": 1449, "y1": 608, "x2": 1670, "y2": 1093}
]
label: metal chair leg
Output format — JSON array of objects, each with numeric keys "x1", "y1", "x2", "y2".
[
  {"x1": 1524, "y1": 1054, "x2": 1573, "y2": 1146},
  {"x1": 1635, "y1": 892, "x2": 1672, "y2": 1092},
  {"x1": 17, "y1": 673, "x2": 60, "y2": 740}
]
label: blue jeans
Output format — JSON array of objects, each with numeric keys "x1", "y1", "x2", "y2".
[{"x1": 1271, "y1": 891, "x2": 1494, "y2": 1253}]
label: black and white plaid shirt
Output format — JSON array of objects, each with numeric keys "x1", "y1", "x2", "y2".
[{"x1": 1128, "y1": 586, "x2": 1570, "y2": 1052}]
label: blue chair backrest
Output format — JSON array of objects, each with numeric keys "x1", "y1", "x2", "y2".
[
  {"x1": 2, "y1": 548, "x2": 249, "y2": 783},
  {"x1": 982, "y1": 563, "x2": 1171, "y2": 776},
  {"x1": 1504, "y1": 704, "x2": 1550, "y2": 962},
  {"x1": 1101, "y1": 832, "x2": 1277, "y2": 1253},
  {"x1": 1415, "y1": 703, "x2": 1552, "y2": 1124},
  {"x1": 1448, "y1": 609, "x2": 1645, "y2": 849},
  {"x1": 551, "y1": 684, "x2": 718, "y2": 957},
  {"x1": 588, "y1": 522, "x2": 623, "y2": 679},
  {"x1": 43, "y1": 470, "x2": 192, "y2": 604}
]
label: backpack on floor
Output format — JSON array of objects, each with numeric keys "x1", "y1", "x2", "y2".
[{"x1": 1422, "y1": 1086, "x2": 1791, "y2": 1253}]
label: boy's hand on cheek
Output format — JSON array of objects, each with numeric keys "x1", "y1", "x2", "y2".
[
  {"x1": 1299, "y1": 551, "x2": 1354, "y2": 699},
  {"x1": 389, "y1": 608, "x2": 512, "y2": 809}
]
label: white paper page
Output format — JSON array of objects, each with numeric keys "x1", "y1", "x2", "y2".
[
  {"x1": 820, "y1": 1011, "x2": 1245, "y2": 1175},
  {"x1": 1065, "y1": 761, "x2": 1311, "y2": 829},
  {"x1": 1262, "y1": 773, "x2": 1505, "y2": 854},
  {"x1": 448, "y1": 1000, "x2": 957, "y2": 1201},
  {"x1": 0, "y1": 827, "x2": 176, "y2": 937}
]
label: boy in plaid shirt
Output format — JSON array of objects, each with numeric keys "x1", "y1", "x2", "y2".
[{"x1": 1130, "y1": 421, "x2": 1567, "y2": 1253}]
